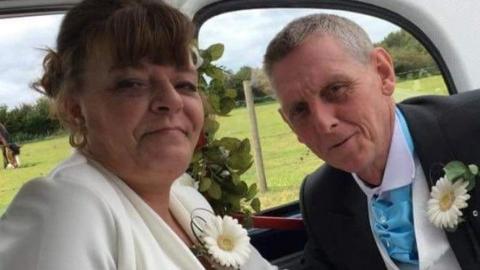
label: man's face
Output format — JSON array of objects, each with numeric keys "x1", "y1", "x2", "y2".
[{"x1": 271, "y1": 35, "x2": 396, "y2": 177}]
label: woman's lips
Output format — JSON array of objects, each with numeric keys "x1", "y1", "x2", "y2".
[{"x1": 145, "y1": 127, "x2": 188, "y2": 137}]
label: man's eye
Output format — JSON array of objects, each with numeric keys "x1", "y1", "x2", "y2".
[
  {"x1": 329, "y1": 83, "x2": 349, "y2": 94},
  {"x1": 323, "y1": 83, "x2": 349, "y2": 101},
  {"x1": 289, "y1": 103, "x2": 309, "y2": 118},
  {"x1": 175, "y1": 81, "x2": 198, "y2": 92},
  {"x1": 331, "y1": 84, "x2": 345, "y2": 92}
]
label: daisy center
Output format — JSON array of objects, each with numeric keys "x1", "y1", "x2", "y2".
[
  {"x1": 217, "y1": 235, "x2": 234, "y2": 251},
  {"x1": 439, "y1": 191, "x2": 455, "y2": 211}
]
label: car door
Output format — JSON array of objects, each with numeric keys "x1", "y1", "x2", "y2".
[
  {"x1": 1, "y1": 1, "x2": 479, "y2": 269},
  {"x1": 186, "y1": 0, "x2": 480, "y2": 268}
]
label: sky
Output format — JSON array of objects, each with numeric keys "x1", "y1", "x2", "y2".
[
  {"x1": 0, "y1": 8, "x2": 398, "y2": 109},
  {"x1": 0, "y1": 14, "x2": 63, "y2": 109},
  {"x1": 199, "y1": 9, "x2": 399, "y2": 72}
]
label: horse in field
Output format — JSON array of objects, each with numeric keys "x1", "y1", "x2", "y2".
[{"x1": 0, "y1": 123, "x2": 21, "y2": 169}]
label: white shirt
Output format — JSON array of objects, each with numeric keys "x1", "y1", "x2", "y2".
[
  {"x1": 0, "y1": 151, "x2": 276, "y2": 270},
  {"x1": 352, "y1": 110, "x2": 460, "y2": 270}
]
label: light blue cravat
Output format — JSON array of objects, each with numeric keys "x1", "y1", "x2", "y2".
[
  {"x1": 371, "y1": 108, "x2": 419, "y2": 265},
  {"x1": 372, "y1": 185, "x2": 418, "y2": 264}
]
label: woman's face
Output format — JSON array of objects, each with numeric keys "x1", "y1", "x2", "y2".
[{"x1": 70, "y1": 57, "x2": 204, "y2": 186}]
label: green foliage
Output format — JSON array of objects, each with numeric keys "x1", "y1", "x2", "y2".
[
  {"x1": 0, "y1": 98, "x2": 61, "y2": 142},
  {"x1": 222, "y1": 66, "x2": 272, "y2": 106},
  {"x1": 224, "y1": 66, "x2": 252, "y2": 102},
  {"x1": 189, "y1": 43, "x2": 260, "y2": 221},
  {"x1": 443, "y1": 161, "x2": 478, "y2": 191},
  {"x1": 250, "y1": 67, "x2": 272, "y2": 97},
  {"x1": 376, "y1": 30, "x2": 439, "y2": 79},
  {"x1": 469, "y1": 164, "x2": 479, "y2": 175},
  {"x1": 197, "y1": 44, "x2": 237, "y2": 117}
]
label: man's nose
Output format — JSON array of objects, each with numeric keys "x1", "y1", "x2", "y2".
[
  {"x1": 150, "y1": 81, "x2": 183, "y2": 113},
  {"x1": 310, "y1": 100, "x2": 338, "y2": 134}
]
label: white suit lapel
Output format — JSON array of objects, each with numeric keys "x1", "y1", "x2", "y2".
[
  {"x1": 170, "y1": 173, "x2": 213, "y2": 242},
  {"x1": 412, "y1": 160, "x2": 461, "y2": 270},
  {"x1": 170, "y1": 174, "x2": 278, "y2": 270}
]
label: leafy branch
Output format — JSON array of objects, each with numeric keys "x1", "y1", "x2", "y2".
[
  {"x1": 443, "y1": 161, "x2": 478, "y2": 191},
  {"x1": 188, "y1": 43, "x2": 261, "y2": 225}
]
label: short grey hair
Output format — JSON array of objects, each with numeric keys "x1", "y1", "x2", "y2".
[{"x1": 263, "y1": 14, "x2": 374, "y2": 79}]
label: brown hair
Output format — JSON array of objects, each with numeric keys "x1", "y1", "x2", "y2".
[{"x1": 32, "y1": 0, "x2": 195, "y2": 129}]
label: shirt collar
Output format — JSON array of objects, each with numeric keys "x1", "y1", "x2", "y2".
[{"x1": 353, "y1": 108, "x2": 416, "y2": 199}]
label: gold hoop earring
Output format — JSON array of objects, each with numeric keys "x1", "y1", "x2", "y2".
[
  {"x1": 69, "y1": 117, "x2": 87, "y2": 148},
  {"x1": 69, "y1": 130, "x2": 87, "y2": 148}
]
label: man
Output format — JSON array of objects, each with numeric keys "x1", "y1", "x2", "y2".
[{"x1": 264, "y1": 14, "x2": 480, "y2": 270}]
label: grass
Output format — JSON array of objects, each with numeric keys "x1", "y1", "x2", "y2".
[
  {"x1": 395, "y1": 75, "x2": 448, "y2": 100},
  {"x1": 0, "y1": 135, "x2": 71, "y2": 215},
  {"x1": 216, "y1": 101, "x2": 321, "y2": 209},
  {"x1": 0, "y1": 75, "x2": 448, "y2": 214}
]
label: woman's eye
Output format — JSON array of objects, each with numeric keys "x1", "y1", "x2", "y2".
[
  {"x1": 113, "y1": 79, "x2": 150, "y2": 97},
  {"x1": 175, "y1": 81, "x2": 198, "y2": 92},
  {"x1": 116, "y1": 79, "x2": 147, "y2": 90}
]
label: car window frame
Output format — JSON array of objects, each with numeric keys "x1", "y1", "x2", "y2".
[
  {"x1": 193, "y1": 0, "x2": 457, "y2": 95},
  {"x1": 193, "y1": 0, "x2": 455, "y2": 211}
]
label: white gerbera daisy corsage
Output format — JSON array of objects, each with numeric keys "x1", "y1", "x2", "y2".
[
  {"x1": 191, "y1": 209, "x2": 251, "y2": 269},
  {"x1": 427, "y1": 161, "x2": 478, "y2": 230},
  {"x1": 202, "y1": 215, "x2": 251, "y2": 268},
  {"x1": 427, "y1": 177, "x2": 470, "y2": 229}
]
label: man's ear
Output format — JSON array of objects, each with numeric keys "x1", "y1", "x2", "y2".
[
  {"x1": 372, "y1": 47, "x2": 396, "y2": 96},
  {"x1": 278, "y1": 108, "x2": 305, "y2": 144}
]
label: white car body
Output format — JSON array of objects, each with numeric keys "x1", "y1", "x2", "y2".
[
  {"x1": 1, "y1": 0, "x2": 478, "y2": 267},
  {"x1": 1, "y1": 0, "x2": 478, "y2": 93}
]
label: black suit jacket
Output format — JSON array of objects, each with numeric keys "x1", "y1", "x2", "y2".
[{"x1": 300, "y1": 90, "x2": 480, "y2": 270}]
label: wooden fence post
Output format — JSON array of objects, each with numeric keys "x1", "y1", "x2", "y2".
[{"x1": 243, "y1": 80, "x2": 268, "y2": 192}]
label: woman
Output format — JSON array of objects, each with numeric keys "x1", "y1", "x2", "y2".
[{"x1": 0, "y1": 1, "x2": 276, "y2": 269}]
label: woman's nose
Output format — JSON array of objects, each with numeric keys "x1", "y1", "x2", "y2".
[{"x1": 150, "y1": 82, "x2": 183, "y2": 113}]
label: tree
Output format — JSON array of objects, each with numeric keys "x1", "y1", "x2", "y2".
[
  {"x1": 251, "y1": 67, "x2": 273, "y2": 97},
  {"x1": 224, "y1": 66, "x2": 272, "y2": 103},
  {"x1": 376, "y1": 30, "x2": 438, "y2": 78},
  {"x1": 224, "y1": 66, "x2": 252, "y2": 102},
  {"x1": 0, "y1": 97, "x2": 61, "y2": 142}
]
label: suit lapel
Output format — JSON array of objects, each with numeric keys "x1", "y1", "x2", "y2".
[
  {"x1": 323, "y1": 170, "x2": 387, "y2": 269},
  {"x1": 397, "y1": 103, "x2": 455, "y2": 185},
  {"x1": 411, "y1": 162, "x2": 457, "y2": 269},
  {"x1": 398, "y1": 102, "x2": 480, "y2": 269}
]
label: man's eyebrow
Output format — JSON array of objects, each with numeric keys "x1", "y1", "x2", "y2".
[
  {"x1": 316, "y1": 74, "x2": 351, "y2": 92},
  {"x1": 321, "y1": 74, "x2": 350, "y2": 86}
]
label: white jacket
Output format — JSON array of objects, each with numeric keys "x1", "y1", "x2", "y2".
[{"x1": 0, "y1": 151, "x2": 276, "y2": 270}]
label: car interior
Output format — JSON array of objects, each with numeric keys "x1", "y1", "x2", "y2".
[{"x1": 1, "y1": 0, "x2": 479, "y2": 268}]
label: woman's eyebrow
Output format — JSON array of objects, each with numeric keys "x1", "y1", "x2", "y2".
[{"x1": 108, "y1": 61, "x2": 148, "y2": 73}]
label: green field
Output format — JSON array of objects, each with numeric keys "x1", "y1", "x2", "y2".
[
  {"x1": 0, "y1": 135, "x2": 71, "y2": 215},
  {"x1": 0, "y1": 75, "x2": 448, "y2": 215}
]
